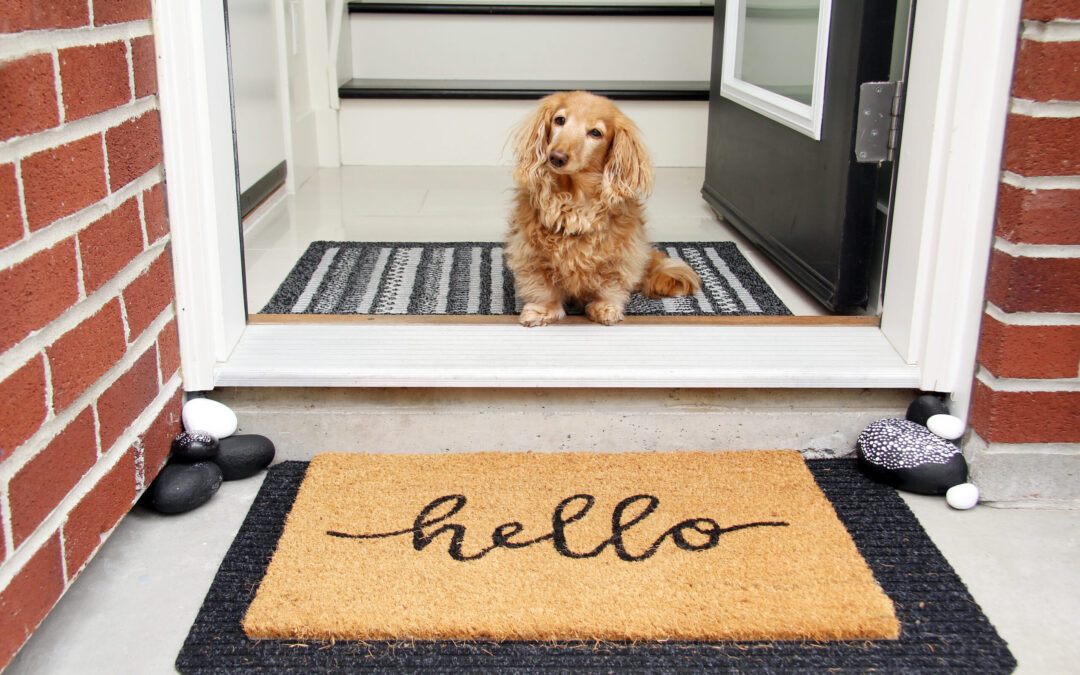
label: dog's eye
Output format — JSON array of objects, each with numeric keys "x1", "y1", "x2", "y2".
[
  {"x1": 553, "y1": 116, "x2": 566, "y2": 126},
  {"x1": 587, "y1": 129, "x2": 603, "y2": 139}
]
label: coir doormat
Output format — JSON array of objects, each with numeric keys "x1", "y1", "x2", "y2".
[
  {"x1": 243, "y1": 451, "x2": 895, "y2": 642},
  {"x1": 258, "y1": 241, "x2": 792, "y2": 316},
  {"x1": 177, "y1": 456, "x2": 1017, "y2": 673}
]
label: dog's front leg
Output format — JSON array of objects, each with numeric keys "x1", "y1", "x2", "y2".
[
  {"x1": 585, "y1": 289, "x2": 630, "y2": 326},
  {"x1": 517, "y1": 276, "x2": 566, "y2": 327},
  {"x1": 520, "y1": 299, "x2": 566, "y2": 327}
]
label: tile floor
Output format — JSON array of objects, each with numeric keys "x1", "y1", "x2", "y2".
[
  {"x1": 7, "y1": 467, "x2": 1079, "y2": 674},
  {"x1": 241, "y1": 166, "x2": 827, "y2": 315}
]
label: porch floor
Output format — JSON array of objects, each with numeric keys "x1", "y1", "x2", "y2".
[{"x1": 6, "y1": 466, "x2": 1079, "y2": 674}]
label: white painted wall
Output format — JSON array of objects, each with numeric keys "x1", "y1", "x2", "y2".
[{"x1": 226, "y1": 0, "x2": 289, "y2": 193}]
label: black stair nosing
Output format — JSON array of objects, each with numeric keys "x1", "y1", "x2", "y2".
[
  {"x1": 338, "y1": 79, "x2": 710, "y2": 101},
  {"x1": 348, "y1": 2, "x2": 713, "y2": 16}
]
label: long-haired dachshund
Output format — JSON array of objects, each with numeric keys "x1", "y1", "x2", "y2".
[{"x1": 505, "y1": 91, "x2": 701, "y2": 326}]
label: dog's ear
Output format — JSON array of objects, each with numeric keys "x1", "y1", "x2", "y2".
[
  {"x1": 602, "y1": 113, "x2": 654, "y2": 204},
  {"x1": 511, "y1": 93, "x2": 562, "y2": 187}
]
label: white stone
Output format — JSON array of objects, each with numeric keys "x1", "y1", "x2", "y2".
[
  {"x1": 182, "y1": 398, "x2": 238, "y2": 439},
  {"x1": 927, "y1": 413, "x2": 966, "y2": 440},
  {"x1": 946, "y1": 483, "x2": 980, "y2": 510}
]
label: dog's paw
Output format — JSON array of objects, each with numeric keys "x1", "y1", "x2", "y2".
[
  {"x1": 586, "y1": 301, "x2": 625, "y2": 326},
  {"x1": 519, "y1": 303, "x2": 565, "y2": 327}
]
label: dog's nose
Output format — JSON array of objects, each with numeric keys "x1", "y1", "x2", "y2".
[{"x1": 549, "y1": 151, "x2": 568, "y2": 168}]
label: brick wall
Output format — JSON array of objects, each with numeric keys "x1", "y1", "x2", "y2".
[
  {"x1": 967, "y1": 0, "x2": 1080, "y2": 503},
  {"x1": 0, "y1": 1, "x2": 181, "y2": 667}
]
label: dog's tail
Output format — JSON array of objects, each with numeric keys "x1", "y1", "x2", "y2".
[{"x1": 642, "y1": 249, "x2": 701, "y2": 298}]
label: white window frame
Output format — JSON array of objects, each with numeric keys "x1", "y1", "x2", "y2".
[{"x1": 154, "y1": 0, "x2": 1022, "y2": 421}]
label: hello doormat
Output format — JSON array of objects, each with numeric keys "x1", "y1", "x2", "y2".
[
  {"x1": 242, "y1": 451, "x2": 897, "y2": 642},
  {"x1": 258, "y1": 241, "x2": 792, "y2": 316}
]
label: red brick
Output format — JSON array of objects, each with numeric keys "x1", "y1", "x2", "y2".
[
  {"x1": 157, "y1": 317, "x2": 180, "y2": 384},
  {"x1": 131, "y1": 35, "x2": 157, "y2": 98},
  {"x1": 138, "y1": 386, "x2": 182, "y2": 484},
  {"x1": 46, "y1": 298, "x2": 127, "y2": 413},
  {"x1": 986, "y1": 249, "x2": 1080, "y2": 313},
  {"x1": 0, "y1": 533, "x2": 64, "y2": 670},
  {"x1": 1023, "y1": 0, "x2": 1080, "y2": 21},
  {"x1": 0, "y1": 163, "x2": 23, "y2": 249},
  {"x1": 1013, "y1": 39, "x2": 1080, "y2": 102},
  {"x1": 997, "y1": 183, "x2": 1080, "y2": 245},
  {"x1": 9, "y1": 408, "x2": 98, "y2": 547},
  {"x1": 59, "y1": 41, "x2": 131, "y2": 122},
  {"x1": 96, "y1": 348, "x2": 158, "y2": 451},
  {"x1": 0, "y1": 54, "x2": 59, "y2": 141},
  {"x1": 142, "y1": 182, "x2": 167, "y2": 244},
  {"x1": 21, "y1": 135, "x2": 107, "y2": 231},
  {"x1": 978, "y1": 313, "x2": 1080, "y2": 379},
  {"x1": 105, "y1": 110, "x2": 162, "y2": 191},
  {"x1": 0, "y1": 1, "x2": 89, "y2": 32},
  {"x1": 63, "y1": 448, "x2": 136, "y2": 576},
  {"x1": 122, "y1": 248, "x2": 175, "y2": 339},
  {"x1": 0, "y1": 238, "x2": 79, "y2": 352},
  {"x1": 78, "y1": 197, "x2": 143, "y2": 294},
  {"x1": 92, "y1": 0, "x2": 150, "y2": 25},
  {"x1": 970, "y1": 379, "x2": 1080, "y2": 443},
  {"x1": 0, "y1": 355, "x2": 47, "y2": 462},
  {"x1": 1003, "y1": 115, "x2": 1080, "y2": 176}
]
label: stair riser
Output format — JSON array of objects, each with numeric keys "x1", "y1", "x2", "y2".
[
  {"x1": 339, "y1": 98, "x2": 708, "y2": 165},
  {"x1": 350, "y1": 14, "x2": 712, "y2": 81},
  {"x1": 213, "y1": 387, "x2": 915, "y2": 461}
]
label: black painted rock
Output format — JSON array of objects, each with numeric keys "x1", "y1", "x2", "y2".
[
  {"x1": 856, "y1": 418, "x2": 968, "y2": 495},
  {"x1": 170, "y1": 431, "x2": 219, "y2": 462},
  {"x1": 146, "y1": 462, "x2": 223, "y2": 514},
  {"x1": 905, "y1": 394, "x2": 950, "y2": 427},
  {"x1": 213, "y1": 434, "x2": 275, "y2": 480}
]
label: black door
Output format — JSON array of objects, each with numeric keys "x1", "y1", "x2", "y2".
[{"x1": 702, "y1": 0, "x2": 902, "y2": 313}]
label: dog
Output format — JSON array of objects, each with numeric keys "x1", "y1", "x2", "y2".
[{"x1": 505, "y1": 91, "x2": 701, "y2": 326}]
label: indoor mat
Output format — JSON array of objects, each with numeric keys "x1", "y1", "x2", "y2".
[
  {"x1": 258, "y1": 241, "x2": 791, "y2": 316},
  {"x1": 176, "y1": 458, "x2": 1016, "y2": 673}
]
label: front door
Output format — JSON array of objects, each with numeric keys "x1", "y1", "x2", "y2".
[{"x1": 702, "y1": 0, "x2": 905, "y2": 313}]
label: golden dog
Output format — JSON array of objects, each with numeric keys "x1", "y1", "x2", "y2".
[{"x1": 505, "y1": 91, "x2": 701, "y2": 326}]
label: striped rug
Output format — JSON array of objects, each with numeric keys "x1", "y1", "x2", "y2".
[{"x1": 259, "y1": 241, "x2": 791, "y2": 316}]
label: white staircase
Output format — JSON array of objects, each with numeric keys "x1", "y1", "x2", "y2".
[{"x1": 336, "y1": 2, "x2": 714, "y2": 165}]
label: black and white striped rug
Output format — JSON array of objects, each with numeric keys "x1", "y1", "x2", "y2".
[{"x1": 259, "y1": 241, "x2": 791, "y2": 316}]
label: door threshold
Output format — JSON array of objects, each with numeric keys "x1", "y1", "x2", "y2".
[
  {"x1": 248, "y1": 314, "x2": 879, "y2": 327},
  {"x1": 214, "y1": 322, "x2": 917, "y2": 388}
]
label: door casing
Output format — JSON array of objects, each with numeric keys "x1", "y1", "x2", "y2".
[{"x1": 154, "y1": 0, "x2": 1023, "y2": 420}]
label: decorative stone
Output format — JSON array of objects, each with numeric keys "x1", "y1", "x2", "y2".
[
  {"x1": 146, "y1": 462, "x2": 223, "y2": 514},
  {"x1": 214, "y1": 434, "x2": 275, "y2": 480},
  {"x1": 905, "y1": 394, "x2": 950, "y2": 427},
  {"x1": 182, "y1": 397, "x2": 238, "y2": 440},
  {"x1": 856, "y1": 418, "x2": 968, "y2": 495},
  {"x1": 946, "y1": 482, "x2": 980, "y2": 510},
  {"x1": 170, "y1": 431, "x2": 219, "y2": 462},
  {"x1": 927, "y1": 413, "x2": 966, "y2": 441}
]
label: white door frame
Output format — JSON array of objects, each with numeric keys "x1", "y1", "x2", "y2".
[{"x1": 155, "y1": 0, "x2": 1022, "y2": 420}]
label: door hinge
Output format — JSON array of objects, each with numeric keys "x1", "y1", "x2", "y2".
[{"x1": 855, "y1": 81, "x2": 903, "y2": 164}]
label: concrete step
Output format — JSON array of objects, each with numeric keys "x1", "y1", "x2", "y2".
[{"x1": 211, "y1": 386, "x2": 915, "y2": 461}]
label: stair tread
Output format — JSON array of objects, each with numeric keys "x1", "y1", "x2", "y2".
[
  {"x1": 348, "y1": 2, "x2": 713, "y2": 16},
  {"x1": 338, "y1": 78, "x2": 710, "y2": 100}
]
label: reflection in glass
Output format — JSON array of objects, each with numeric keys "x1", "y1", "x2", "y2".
[{"x1": 734, "y1": 1, "x2": 820, "y2": 105}]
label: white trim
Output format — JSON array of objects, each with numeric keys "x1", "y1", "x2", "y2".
[
  {"x1": 215, "y1": 324, "x2": 920, "y2": 388},
  {"x1": 719, "y1": 0, "x2": 830, "y2": 139},
  {"x1": 151, "y1": 0, "x2": 246, "y2": 391},
  {"x1": 161, "y1": 0, "x2": 1022, "y2": 396},
  {"x1": 880, "y1": 0, "x2": 1023, "y2": 419}
]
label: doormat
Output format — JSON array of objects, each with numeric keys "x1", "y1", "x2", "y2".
[
  {"x1": 258, "y1": 241, "x2": 792, "y2": 316},
  {"x1": 244, "y1": 451, "x2": 896, "y2": 642},
  {"x1": 176, "y1": 457, "x2": 1017, "y2": 674}
]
